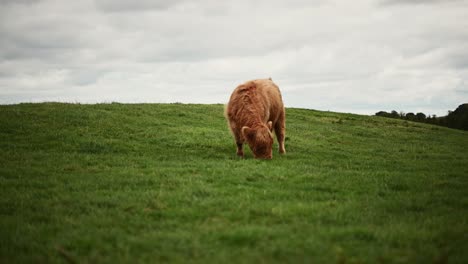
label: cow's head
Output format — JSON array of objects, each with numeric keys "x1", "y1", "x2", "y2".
[{"x1": 242, "y1": 121, "x2": 274, "y2": 159}]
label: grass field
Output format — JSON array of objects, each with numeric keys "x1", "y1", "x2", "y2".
[{"x1": 1, "y1": 103, "x2": 467, "y2": 263}]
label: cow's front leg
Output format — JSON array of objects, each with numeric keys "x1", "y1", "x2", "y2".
[{"x1": 236, "y1": 142, "x2": 244, "y2": 157}]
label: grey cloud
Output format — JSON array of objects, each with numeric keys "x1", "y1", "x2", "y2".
[
  {"x1": 452, "y1": 56, "x2": 468, "y2": 69},
  {"x1": 66, "y1": 68, "x2": 108, "y2": 86},
  {"x1": 0, "y1": 2, "x2": 94, "y2": 63},
  {"x1": 0, "y1": 30, "x2": 79, "y2": 62},
  {"x1": 94, "y1": 0, "x2": 186, "y2": 12},
  {"x1": 381, "y1": 0, "x2": 459, "y2": 5},
  {"x1": 380, "y1": 0, "x2": 464, "y2": 5},
  {"x1": 0, "y1": 0, "x2": 41, "y2": 5},
  {"x1": 0, "y1": 0, "x2": 467, "y2": 116}
]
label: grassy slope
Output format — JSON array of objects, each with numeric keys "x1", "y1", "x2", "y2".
[{"x1": 0, "y1": 103, "x2": 467, "y2": 263}]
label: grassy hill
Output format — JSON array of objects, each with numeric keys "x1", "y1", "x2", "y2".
[{"x1": 1, "y1": 103, "x2": 467, "y2": 263}]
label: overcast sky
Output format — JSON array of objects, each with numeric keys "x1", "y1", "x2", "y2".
[{"x1": 1, "y1": 0, "x2": 467, "y2": 115}]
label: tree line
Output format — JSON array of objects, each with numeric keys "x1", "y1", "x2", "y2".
[{"x1": 375, "y1": 104, "x2": 468, "y2": 131}]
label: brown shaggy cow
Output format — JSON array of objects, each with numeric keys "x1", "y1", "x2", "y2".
[{"x1": 226, "y1": 78, "x2": 286, "y2": 159}]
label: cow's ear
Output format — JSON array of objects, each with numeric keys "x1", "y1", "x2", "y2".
[
  {"x1": 242, "y1": 126, "x2": 254, "y2": 140},
  {"x1": 267, "y1": 121, "x2": 273, "y2": 132}
]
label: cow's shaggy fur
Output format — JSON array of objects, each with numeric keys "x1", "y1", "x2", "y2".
[{"x1": 226, "y1": 78, "x2": 286, "y2": 159}]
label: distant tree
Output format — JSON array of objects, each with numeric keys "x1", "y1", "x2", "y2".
[
  {"x1": 426, "y1": 114, "x2": 437, "y2": 125},
  {"x1": 439, "y1": 116, "x2": 448, "y2": 126},
  {"x1": 446, "y1": 104, "x2": 468, "y2": 130},
  {"x1": 374, "y1": 103, "x2": 467, "y2": 131},
  {"x1": 405, "y1": 112, "x2": 415, "y2": 121},
  {"x1": 416, "y1": 112, "x2": 426, "y2": 121},
  {"x1": 375, "y1": 111, "x2": 390, "y2": 118}
]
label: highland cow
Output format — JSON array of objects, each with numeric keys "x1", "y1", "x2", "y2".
[{"x1": 226, "y1": 78, "x2": 286, "y2": 159}]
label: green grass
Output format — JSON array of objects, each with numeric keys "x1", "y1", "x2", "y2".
[{"x1": 1, "y1": 103, "x2": 467, "y2": 263}]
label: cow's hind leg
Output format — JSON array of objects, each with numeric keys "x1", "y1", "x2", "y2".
[{"x1": 275, "y1": 114, "x2": 286, "y2": 154}]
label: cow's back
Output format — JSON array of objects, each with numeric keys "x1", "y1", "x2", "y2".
[
  {"x1": 227, "y1": 79, "x2": 284, "y2": 128},
  {"x1": 252, "y1": 79, "x2": 284, "y2": 124}
]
